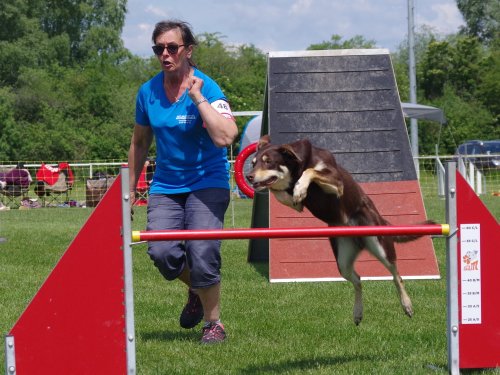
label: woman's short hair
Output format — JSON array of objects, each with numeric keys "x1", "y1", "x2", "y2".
[{"x1": 152, "y1": 20, "x2": 198, "y2": 48}]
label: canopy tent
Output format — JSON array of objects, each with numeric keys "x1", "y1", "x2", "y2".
[
  {"x1": 235, "y1": 103, "x2": 445, "y2": 151},
  {"x1": 401, "y1": 102, "x2": 446, "y2": 124}
]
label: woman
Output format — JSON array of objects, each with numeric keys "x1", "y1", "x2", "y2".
[{"x1": 128, "y1": 20, "x2": 238, "y2": 344}]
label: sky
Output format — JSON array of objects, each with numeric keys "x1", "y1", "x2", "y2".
[{"x1": 122, "y1": 0, "x2": 465, "y2": 58}]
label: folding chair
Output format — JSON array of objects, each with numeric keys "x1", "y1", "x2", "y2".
[
  {"x1": 134, "y1": 159, "x2": 155, "y2": 206},
  {"x1": 0, "y1": 166, "x2": 32, "y2": 208},
  {"x1": 134, "y1": 168, "x2": 148, "y2": 206},
  {"x1": 85, "y1": 174, "x2": 116, "y2": 207},
  {"x1": 35, "y1": 163, "x2": 75, "y2": 207}
]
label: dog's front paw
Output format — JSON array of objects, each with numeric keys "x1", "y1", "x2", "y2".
[{"x1": 293, "y1": 180, "x2": 308, "y2": 204}]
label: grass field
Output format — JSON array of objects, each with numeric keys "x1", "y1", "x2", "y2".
[{"x1": 0, "y1": 196, "x2": 499, "y2": 374}]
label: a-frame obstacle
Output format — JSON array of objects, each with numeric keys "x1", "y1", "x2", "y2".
[{"x1": 4, "y1": 165, "x2": 499, "y2": 374}]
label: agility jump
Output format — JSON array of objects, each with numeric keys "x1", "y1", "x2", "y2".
[{"x1": 4, "y1": 163, "x2": 499, "y2": 375}]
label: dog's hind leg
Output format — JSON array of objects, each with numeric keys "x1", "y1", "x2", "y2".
[
  {"x1": 331, "y1": 237, "x2": 363, "y2": 325},
  {"x1": 363, "y1": 236, "x2": 413, "y2": 318}
]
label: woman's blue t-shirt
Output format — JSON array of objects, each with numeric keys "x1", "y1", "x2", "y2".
[{"x1": 135, "y1": 69, "x2": 230, "y2": 194}]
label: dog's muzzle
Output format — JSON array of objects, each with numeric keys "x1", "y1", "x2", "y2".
[{"x1": 246, "y1": 173, "x2": 278, "y2": 190}]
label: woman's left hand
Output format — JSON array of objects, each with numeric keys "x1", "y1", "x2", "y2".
[{"x1": 188, "y1": 76, "x2": 204, "y2": 100}]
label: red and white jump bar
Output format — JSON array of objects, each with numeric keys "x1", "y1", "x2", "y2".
[{"x1": 132, "y1": 224, "x2": 449, "y2": 242}]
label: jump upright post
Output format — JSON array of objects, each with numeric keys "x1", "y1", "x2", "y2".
[
  {"x1": 5, "y1": 164, "x2": 499, "y2": 374},
  {"x1": 446, "y1": 162, "x2": 459, "y2": 374},
  {"x1": 4, "y1": 168, "x2": 136, "y2": 374},
  {"x1": 445, "y1": 162, "x2": 500, "y2": 372}
]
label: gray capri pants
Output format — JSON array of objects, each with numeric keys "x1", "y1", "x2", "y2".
[{"x1": 146, "y1": 188, "x2": 230, "y2": 289}]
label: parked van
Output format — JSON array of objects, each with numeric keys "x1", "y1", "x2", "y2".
[{"x1": 456, "y1": 140, "x2": 500, "y2": 171}]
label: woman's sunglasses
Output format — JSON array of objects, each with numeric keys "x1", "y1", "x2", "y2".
[{"x1": 152, "y1": 44, "x2": 185, "y2": 56}]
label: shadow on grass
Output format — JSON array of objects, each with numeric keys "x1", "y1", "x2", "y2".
[
  {"x1": 140, "y1": 329, "x2": 199, "y2": 343},
  {"x1": 249, "y1": 261, "x2": 269, "y2": 279},
  {"x1": 239, "y1": 354, "x2": 376, "y2": 374}
]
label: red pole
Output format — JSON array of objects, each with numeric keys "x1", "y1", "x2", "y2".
[{"x1": 132, "y1": 224, "x2": 449, "y2": 242}]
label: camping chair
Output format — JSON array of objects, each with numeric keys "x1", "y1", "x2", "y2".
[
  {"x1": 0, "y1": 165, "x2": 33, "y2": 208},
  {"x1": 134, "y1": 159, "x2": 155, "y2": 206},
  {"x1": 35, "y1": 163, "x2": 75, "y2": 207},
  {"x1": 85, "y1": 173, "x2": 116, "y2": 207}
]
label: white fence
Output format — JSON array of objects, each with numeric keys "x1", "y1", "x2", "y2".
[{"x1": 1, "y1": 155, "x2": 499, "y2": 210}]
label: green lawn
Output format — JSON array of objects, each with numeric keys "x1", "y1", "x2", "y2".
[{"x1": 0, "y1": 197, "x2": 499, "y2": 374}]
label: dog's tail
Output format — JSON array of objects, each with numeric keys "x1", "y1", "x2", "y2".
[{"x1": 388, "y1": 219, "x2": 438, "y2": 243}]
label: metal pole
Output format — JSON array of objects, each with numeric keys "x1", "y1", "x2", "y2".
[
  {"x1": 408, "y1": 0, "x2": 419, "y2": 178},
  {"x1": 132, "y1": 224, "x2": 449, "y2": 242},
  {"x1": 446, "y1": 162, "x2": 460, "y2": 374},
  {"x1": 121, "y1": 167, "x2": 137, "y2": 374}
]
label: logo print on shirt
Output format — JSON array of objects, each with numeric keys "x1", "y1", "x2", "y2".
[{"x1": 176, "y1": 115, "x2": 197, "y2": 124}]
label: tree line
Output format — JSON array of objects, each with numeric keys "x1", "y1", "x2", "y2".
[{"x1": 0, "y1": 0, "x2": 498, "y2": 162}]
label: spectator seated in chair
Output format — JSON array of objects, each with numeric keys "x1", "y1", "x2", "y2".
[{"x1": 0, "y1": 163, "x2": 33, "y2": 208}]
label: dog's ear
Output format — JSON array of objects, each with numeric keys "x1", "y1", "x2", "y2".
[
  {"x1": 257, "y1": 135, "x2": 271, "y2": 150},
  {"x1": 278, "y1": 144, "x2": 302, "y2": 163}
]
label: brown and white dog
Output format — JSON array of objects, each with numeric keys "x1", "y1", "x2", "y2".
[{"x1": 246, "y1": 135, "x2": 432, "y2": 325}]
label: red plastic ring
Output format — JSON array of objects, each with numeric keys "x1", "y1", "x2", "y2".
[{"x1": 234, "y1": 142, "x2": 257, "y2": 198}]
